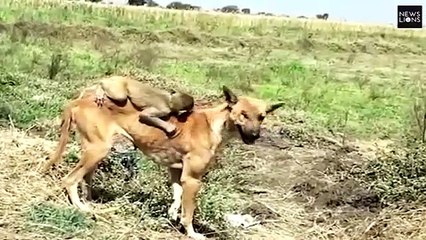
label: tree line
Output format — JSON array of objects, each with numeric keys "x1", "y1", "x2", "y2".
[{"x1": 88, "y1": 0, "x2": 329, "y2": 20}]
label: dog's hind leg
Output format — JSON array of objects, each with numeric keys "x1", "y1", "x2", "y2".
[
  {"x1": 62, "y1": 142, "x2": 110, "y2": 212},
  {"x1": 167, "y1": 167, "x2": 183, "y2": 221}
]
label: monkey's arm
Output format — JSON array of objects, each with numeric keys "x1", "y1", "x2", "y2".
[{"x1": 139, "y1": 107, "x2": 176, "y2": 134}]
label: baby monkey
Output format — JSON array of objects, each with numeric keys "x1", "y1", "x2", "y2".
[{"x1": 95, "y1": 76, "x2": 194, "y2": 138}]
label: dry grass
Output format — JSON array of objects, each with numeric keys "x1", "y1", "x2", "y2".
[
  {"x1": 0, "y1": 128, "x2": 59, "y2": 239},
  {"x1": 0, "y1": 127, "x2": 186, "y2": 239}
]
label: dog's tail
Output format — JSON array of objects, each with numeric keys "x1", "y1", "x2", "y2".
[{"x1": 41, "y1": 101, "x2": 77, "y2": 173}]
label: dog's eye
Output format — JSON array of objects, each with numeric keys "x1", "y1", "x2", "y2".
[
  {"x1": 258, "y1": 115, "x2": 265, "y2": 121},
  {"x1": 241, "y1": 111, "x2": 249, "y2": 119}
]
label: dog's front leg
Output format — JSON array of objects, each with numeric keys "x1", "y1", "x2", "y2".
[
  {"x1": 180, "y1": 151, "x2": 211, "y2": 240},
  {"x1": 167, "y1": 167, "x2": 183, "y2": 221}
]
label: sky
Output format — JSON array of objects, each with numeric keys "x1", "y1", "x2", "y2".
[{"x1": 144, "y1": 0, "x2": 425, "y2": 25}]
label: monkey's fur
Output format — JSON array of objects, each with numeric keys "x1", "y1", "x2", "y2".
[{"x1": 95, "y1": 76, "x2": 194, "y2": 137}]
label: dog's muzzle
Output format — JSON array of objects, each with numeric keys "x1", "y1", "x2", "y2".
[{"x1": 237, "y1": 125, "x2": 260, "y2": 145}]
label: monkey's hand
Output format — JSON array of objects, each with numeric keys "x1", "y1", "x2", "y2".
[
  {"x1": 95, "y1": 86, "x2": 106, "y2": 107},
  {"x1": 166, "y1": 127, "x2": 180, "y2": 139}
]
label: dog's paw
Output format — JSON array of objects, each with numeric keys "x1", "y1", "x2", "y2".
[
  {"x1": 167, "y1": 205, "x2": 179, "y2": 221},
  {"x1": 76, "y1": 202, "x2": 92, "y2": 213},
  {"x1": 188, "y1": 232, "x2": 206, "y2": 240}
]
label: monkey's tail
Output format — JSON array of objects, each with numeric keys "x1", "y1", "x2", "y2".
[{"x1": 41, "y1": 101, "x2": 77, "y2": 173}]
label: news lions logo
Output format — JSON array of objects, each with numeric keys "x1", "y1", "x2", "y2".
[
  {"x1": 399, "y1": 10, "x2": 421, "y2": 23},
  {"x1": 397, "y1": 5, "x2": 422, "y2": 28}
]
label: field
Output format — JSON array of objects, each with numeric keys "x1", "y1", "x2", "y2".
[{"x1": 1, "y1": 0, "x2": 426, "y2": 239}]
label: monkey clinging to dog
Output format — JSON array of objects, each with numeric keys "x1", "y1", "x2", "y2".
[{"x1": 94, "y1": 76, "x2": 194, "y2": 138}]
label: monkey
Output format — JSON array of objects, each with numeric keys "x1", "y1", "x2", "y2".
[{"x1": 94, "y1": 76, "x2": 194, "y2": 138}]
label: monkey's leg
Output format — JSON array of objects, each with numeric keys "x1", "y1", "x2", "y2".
[
  {"x1": 100, "y1": 79, "x2": 128, "y2": 102},
  {"x1": 139, "y1": 107, "x2": 178, "y2": 138}
]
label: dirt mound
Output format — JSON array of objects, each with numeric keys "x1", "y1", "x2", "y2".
[
  {"x1": 235, "y1": 124, "x2": 426, "y2": 239},
  {"x1": 7, "y1": 21, "x2": 119, "y2": 44}
]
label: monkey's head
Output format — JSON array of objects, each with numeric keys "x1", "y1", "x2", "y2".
[{"x1": 170, "y1": 91, "x2": 195, "y2": 113}]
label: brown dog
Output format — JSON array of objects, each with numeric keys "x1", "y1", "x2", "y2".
[{"x1": 43, "y1": 84, "x2": 283, "y2": 240}]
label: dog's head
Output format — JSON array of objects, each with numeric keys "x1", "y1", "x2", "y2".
[{"x1": 222, "y1": 85, "x2": 284, "y2": 145}]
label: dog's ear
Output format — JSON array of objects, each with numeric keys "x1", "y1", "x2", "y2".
[
  {"x1": 222, "y1": 85, "x2": 238, "y2": 105},
  {"x1": 266, "y1": 102, "x2": 284, "y2": 114}
]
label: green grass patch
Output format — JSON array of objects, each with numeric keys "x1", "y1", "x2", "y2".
[
  {"x1": 25, "y1": 202, "x2": 93, "y2": 236},
  {"x1": 157, "y1": 59, "x2": 412, "y2": 138}
]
